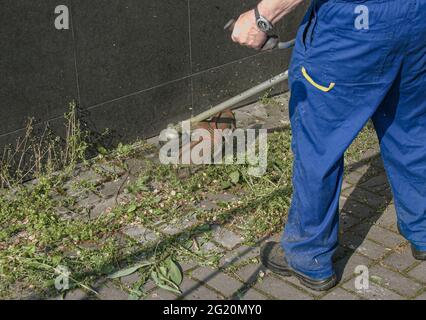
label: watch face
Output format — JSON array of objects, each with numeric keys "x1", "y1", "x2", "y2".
[
  {"x1": 257, "y1": 18, "x2": 271, "y2": 32},
  {"x1": 258, "y1": 20, "x2": 268, "y2": 31}
]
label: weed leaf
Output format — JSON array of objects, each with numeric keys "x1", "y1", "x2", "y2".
[
  {"x1": 108, "y1": 261, "x2": 152, "y2": 279},
  {"x1": 167, "y1": 259, "x2": 183, "y2": 286},
  {"x1": 230, "y1": 171, "x2": 240, "y2": 184},
  {"x1": 127, "y1": 204, "x2": 138, "y2": 213}
]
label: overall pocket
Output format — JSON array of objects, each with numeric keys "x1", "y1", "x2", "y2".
[
  {"x1": 290, "y1": 1, "x2": 333, "y2": 83},
  {"x1": 328, "y1": 26, "x2": 394, "y2": 84},
  {"x1": 324, "y1": 1, "x2": 396, "y2": 84}
]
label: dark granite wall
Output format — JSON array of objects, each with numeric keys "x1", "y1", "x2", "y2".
[{"x1": 0, "y1": 0, "x2": 308, "y2": 149}]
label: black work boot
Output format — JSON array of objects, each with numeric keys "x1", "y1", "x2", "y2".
[
  {"x1": 260, "y1": 242, "x2": 337, "y2": 291},
  {"x1": 411, "y1": 246, "x2": 426, "y2": 261},
  {"x1": 397, "y1": 224, "x2": 426, "y2": 261}
]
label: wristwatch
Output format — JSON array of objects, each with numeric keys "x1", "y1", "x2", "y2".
[{"x1": 254, "y1": 6, "x2": 274, "y2": 32}]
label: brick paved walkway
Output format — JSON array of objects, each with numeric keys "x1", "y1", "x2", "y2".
[
  {"x1": 62, "y1": 94, "x2": 426, "y2": 301},
  {"x1": 138, "y1": 154, "x2": 425, "y2": 301}
]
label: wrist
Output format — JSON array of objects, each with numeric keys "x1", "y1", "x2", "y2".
[
  {"x1": 254, "y1": 5, "x2": 274, "y2": 32},
  {"x1": 257, "y1": 1, "x2": 278, "y2": 24}
]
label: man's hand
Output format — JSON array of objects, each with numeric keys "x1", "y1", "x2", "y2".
[
  {"x1": 231, "y1": 10, "x2": 267, "y2": 50},
  {"x1": 231, "y1": 0, "x2": 304, "y2": 49}
]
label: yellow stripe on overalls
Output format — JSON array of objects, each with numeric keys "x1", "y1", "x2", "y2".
[{"x1": 301, "y1": 67, "x2": 335, "y2": 92}]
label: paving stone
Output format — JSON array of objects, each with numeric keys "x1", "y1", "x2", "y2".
[
  {"x1": 358, "y1": 149, "x2": 381, "y2": 163},
  {"x1": 342, "y1": 280, "x2": 404, "y2": 300},
  {"x1": 283, "y1": 276, "x2": 325, "y2": 297},
  {"x1": 340, "y1": 234, "x2": 389, "y2": 260},
  {"x1": 206, "y1": 193, "x2": 239, "y2": 203},
  {"x1": 369, "y1": 155, "x2": 385, "y2": 168},
  {"x1": 340, "y1": 213, "x2": 361, "y2": 232},
  {"x1": 220, "y1": 245, "x2": 260, "y2": 267},
  {"x1": 122, "y1": 225, "x2": 159, "y2": 244},
  {"x1": 321, "y1": 288, "x2": 360, "y2": 300},
  {"x1": 58, "y1": 184, "x2": 85, "y2": 201},
  {"x1": 146, "y1": 136, "x2": 161, "y2": 148},
  {"x1": 341, "y1": 185, "x2": 356, "y2": 198},
  {"x1": 97, "y1": 282, "x2": 128, "y2": 300},
  {"x1": 180, "y1": 260, "x2": 198, "y2": 272},
  {"x1": 69, "y1": 169, "x2": 104, "y2": 187},
  {"x1": 408, "y1": 263, "x2": 426, "y2": 284},
  {"x1": 244, "y1": 103, "x2": 268, "y2": 120},
  {"x1": 75, "y1": 193, "x2": 102, "y2": 211},
  {"x1": 415, "y1": 292, "x2": 426, "y2": 300},
  {"x1": 198, "y1": 200, "x2": 219, "y2": 211},
  {"x1": 333, "y1": 246, "x2": 351, "y2": 263},
  {"x1": 96, "y1": 163, "x2": 126, "y2": 177},
  {"x1": 352, "y1": 224, "x2": 406, "y2": 249},
  {"x1": 234, "y1": 110, "x2": 258, "y2": 128},
  {"x1": 262, "y1": 102, "x2": 290, "y2": 130},
  {"x1": 274, "y1": 92, "x2": 291, "y2": 105},
  {"x1": 159, "y1": 214, "x2": 198, "y2": 235},
  {"x1": 179, "y1": 278, "x2": 224, "y2": 300},
  {"x1": 145, "y1": 288, "x2": 177, "y2": 300},
  {"x1": 64, "y1": 288, "x2": 89, "y2": 300},
  {"x1": 212, "y1": 225, "x2": 243, "y2": 250},
  {"x1": 263, "y1": 233, "x2": 282, "y2": 243},
  {"x1": 124, "y1": 158, "x2": 146, "y2": 175},
  {"x1": 344, "y1": 170, "x2": 364, "y2": 186},
  {"x1": 200, "y1": 241, "x2": 223, "y2": 254},
  {"x1": 56, "y1": 206, "x2": 85, "y2": 221},
  {"x1": 236, "y1": 289, "x2": 268, "y2": 301},
  {"x1": 360, "y1": 174, "x2": 390, "y2": 194},
  {"x1": 351, "y1": 161, "x2": 372, "y2": 173},
  {"x1": 340, "y1": 197, "x2": 378, "y2": 220},
  {"x1": 191, "y1": 268, "x2": 242, "y2": 297},
  {"x1": 119, "y1": 272, "x2": 143, "y2": 287},
  {"x1": 262, "y1": 118, "x2": 289, "y2": 130},
  {"x1": 369, "y1": 265, "x2": 423, "y2": 298},
  {"x1": 376, "y1": 186, "x2": 392, "y2": 197},
  {"x1": 382, "y1": 244, "x2": 418, "y2": 272},
  {"x1": 358, "y1": 164, "x2": 385, "y2": 184},
  {"x1": 141, "y1": 280, "x2": 157, "y2": 292},
  {"x1": 98, "y1": 176, "x2": 129, "y2": 199},
  {"x1": 349, "y1": 188, "x2": 387, "y2": 211},
  {"x1": 341, "y1": 180, "x2": 354, "y2": 191},
  {"x1": 369, "y1": 204, "x2": 398, "y2": 233},
  {"x1": 335, "y1": 253, "x2": 372, "y2": 282},
  {"x1": 255, "y1": 276, "x2": 313, "y2": 300},
  {"x1": 355, "y1": 239, "x2": 390, "y2": 260},
  {"x1": 236, "y1": 289, "x2": 268, "y2": 300},
  {"x1": 235, "y1": 263, "x2": 265, "y2": 284},
  {"x1": 90, "y1": 197, "x2": 117, "y2": 219},
  {"x1": 339, "y1": 196, "x2": 347, "y2": 211},
  {"x1": 339, "y1": 232, "x2": 363, "y2": 250}
]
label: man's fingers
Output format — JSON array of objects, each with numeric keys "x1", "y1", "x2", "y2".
[
  {"x1": 232, "y1": 35, "x2": 261, "y2": 49},
  {"x1": 231, "y1": 30, "x2": 243, "y2": 43},
  {"x1": 248, "y1": 41, "x2": 262, "y2": 50},
  {"x1": 230, "y1": 10, "x2": 266, "y2": 49},
  {"x1": 231, "y1": 33, "x2": 247, "y2": 46}
]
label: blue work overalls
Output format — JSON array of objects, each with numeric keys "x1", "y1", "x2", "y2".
[{"x1": 282, "y1": 0, "x2": 426, "y2": 279}]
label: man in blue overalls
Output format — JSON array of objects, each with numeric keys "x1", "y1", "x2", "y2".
[{"x1": 232, "y1": 0, "x2": 426, "y2": 291}]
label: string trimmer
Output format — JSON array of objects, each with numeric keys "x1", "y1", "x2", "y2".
[{"x1": 165, "y1": 19, "x2": 295, "y2": 156}]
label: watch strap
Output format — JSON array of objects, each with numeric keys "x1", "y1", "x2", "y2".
[
  {"x1": 254, "y1": 6, "x2": 273, "y2": 32},
  {"x1": 254, "y1": 6, "x2": 261, "y2": 21}
]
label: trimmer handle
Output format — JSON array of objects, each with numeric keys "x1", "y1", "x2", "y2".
[{"x1": 224, "y1": 18, "x2": 280, "y2": 51}]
